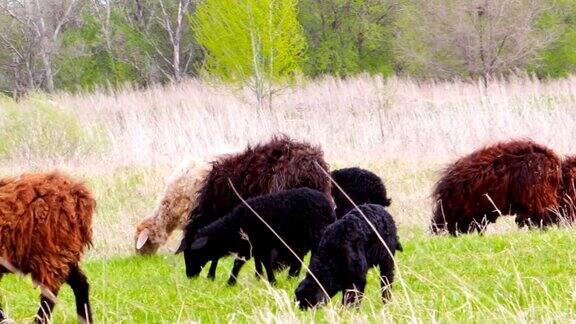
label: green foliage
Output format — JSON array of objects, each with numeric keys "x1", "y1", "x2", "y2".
[
  {"x1": 298, "y1": 0, "x2": 397, "y2": 77},
  {"x1": 192, "y1": 0, "x2": 306, "y2": 85},
  {"x1": 0, "y1": 95, "x2": 110, "y2": 162},
  {"x1": 531, "y1": 0, "x2": 576, "y2": 78},
  {"x1": 2, "y1": 0, "x2": 576, "y2": 93},
  {"x1": 55, "y1": 15, "x2": 139, "y2": 91}
]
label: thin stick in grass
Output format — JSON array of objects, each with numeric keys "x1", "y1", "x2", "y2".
[
  {"x1": 313, "y1": 162, "x2": 416, "y2": 317},
  {"x1": 227, "y1": 178, "x2": 331, "y2": 303}
]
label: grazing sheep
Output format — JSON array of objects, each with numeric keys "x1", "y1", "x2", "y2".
[
  {"x1": 560, "y1": 156, "x2": 576, "y2": 222},
  {"x1": 178, "y1": 187, "x2": 336, "y2": 285},
  {"x1": 331, "y1": 167, "x2": 391, "y2": 218},
  {"x1": 431, "y1": 140, "x2": 562, "y2": 235},
  {"x1": 135, "y1": 157, "x2": 214, "y2": 255},
  {"x1": 180, "y1": 136, "x2": 333, "y2": 281},
  {"x1": 295, "y1": 204, "x2": 402, "y2": 308},
  {"x1": 0, "y1": 172, "x2": 95, "y2": 323}
]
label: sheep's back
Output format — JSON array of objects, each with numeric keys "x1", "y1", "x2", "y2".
[
  {"x1": 186, "y1": 136, "x2": 332, "y2": 242},
  {"x1": 237, "y1": 188, "x2": 335, "y2": 247},
  {"x1": 432, "y1": 139, "x2": 561, "y2": 226},
  {"x1": 0, "y1": 172, "x2": 95, "y2": 290}
]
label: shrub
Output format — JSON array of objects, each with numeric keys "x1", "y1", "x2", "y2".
[{"x1": 0, "y1": 95, "x2": 110, "y2": 162}]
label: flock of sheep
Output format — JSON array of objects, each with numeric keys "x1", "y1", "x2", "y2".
[{"x1": 1, "y1": 136, "x2": 575, "y2": 323}]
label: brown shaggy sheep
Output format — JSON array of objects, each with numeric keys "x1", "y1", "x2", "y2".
[
  {"x1": 178, "y1": 135, "x2": 333, "y2": 281},
  {"x1": 135, "y1": 150, "x2": 238, "y2": 255},
  {"x1": 0, "y1": 172, "x2": 95, "y2": 323},
  {"x1": 560, "y1": 156, "x2": 576, "y2": 222},
  {"x1": 431, "y1": 140, "x2": 562, "y2": 235},
  {"x1": 135, "y1": 158, "x2": 215, "y2": 255}
]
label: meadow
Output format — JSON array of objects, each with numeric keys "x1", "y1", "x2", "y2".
[{"x1": 1, "y1": 75, "x2": 576, "y2": 322}]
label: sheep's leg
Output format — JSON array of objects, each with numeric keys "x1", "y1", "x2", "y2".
[
  {"x1": 254, "y1": 258, "x2": 263, "y2": 279},
  {"x1": 515, "y1": 213, "x2": 529, "y2": 228},
  {"x1": 287, "y1": 262, "x2": 301, "y2": 277},
  {"x1": 35, "y1": 291, "x2": 58, "y2": 324},
  {"x1": 527, "y1": 211, "x2": 558, "y2": 228},
  {"x1": 342, "y1": 277, "x2": 366, "y2": 307},
  {"x1": 207, "y1": 258, "x2": 218, "y2": 280},
  {"x1": 446, "y1": 221, "x2": 458, "y2": 236},
  {"x1": 227, "y1": 259, "x2": 246, "y2": 286},
  {"x1": 261, "y1": 252, "x2": 276, "y2": 285},
  {"x1": 0, "y1": 273, "x2": 4, "y2": 322},
  {"x1": 67, "y1": 265, "x2": 92, "y2": 323},
  {"x1": 455, "y1": 219, "x2": 473, "y2": 235},
  {"x1": 379, "y1": 261, "x2": 395, "y2": 302}
]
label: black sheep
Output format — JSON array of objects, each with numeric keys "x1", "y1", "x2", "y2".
[
  {"x1": 295, "y1": 204, "x2": 402, "y2": 308},
  {"x1": 177, "y1": 187, "x2": 335, "y2": 285},
  {"x1": 181, "y1": 136, "x2": 332, "y2": 281},
  {"x1": 331, "y1": 167, "x2": 391, "y2": 218}
]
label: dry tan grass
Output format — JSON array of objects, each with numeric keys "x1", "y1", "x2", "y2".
[
  {"x1": 1, "y1": 76, "x2": 576, "y2": 322},
  {"x1": 2, "y1": 75, "x2": 576, "y2": 258},
  {"x1": 55, "y1": 74, "x2": 576, "y2": 168}
]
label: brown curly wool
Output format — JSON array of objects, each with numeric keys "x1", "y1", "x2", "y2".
[
  {"x1": 180, "y1": 135, "x2": 333, "y2": 280},
  {"x1": 135, "y1": 158, "x2": 214, "y2": 255},
  {"x1": 0, "y1": 171, "x2": 95, "y2": 323},
  {"x1": 560, "y1": 156, "x2": 576, "y2": 222},
  {"x1": 431, "y1": 140, "x2": 562, "y2": 235}
]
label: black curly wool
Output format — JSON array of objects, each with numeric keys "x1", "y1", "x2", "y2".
[
  {"x1": 295, "y1": 204, "x2": 402, "y2": 308},
  {"x1": 331, "y1": 167, "x2": 391, "y2": 218},
  {"x1": 181, "y1": 187, "x2": 335, "y2": 284}
]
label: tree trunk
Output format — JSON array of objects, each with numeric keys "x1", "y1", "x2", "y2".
[
  {"x1": 11, "y1": 56, "x2": 21, "y2": 99},
  {"x1": 173, "y1": 43, "x2": 181, "y2": 82},
  {"x1": 38, "y1": 13, "x2": 54, "y2": 92},
  {"x1": 172, "y1": 0, "x2": 190, "y2": 82},
  {"x1": 40, "y1": 44, "x2": 54, "y2": 92}
]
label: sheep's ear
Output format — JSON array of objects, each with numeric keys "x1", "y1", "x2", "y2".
[
  {"x1": 175, "y1": 239, "x2": 187, "y2": 254},
  {"x1": 396, "y1": 241, "x2": 403, "y2": 252},
  {"x1": 190, "y1": 236, "x2": 209, "y2": 250},
  {"x1": 174, "y1": 239, "x2": 186, "y2": 254},
  {"x1": 136, "y1": 229, "x2": 150, "y2": 250}
]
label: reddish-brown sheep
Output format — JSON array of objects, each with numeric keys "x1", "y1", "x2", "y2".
[
  {"x1": 0, "y1": 172, "x2": 95, "y2": 323},
  {"x1": 179, "y1": 135, "x2": 333, "y2": 281},
  {"x1": 560, "y1": 156, "x2": 576, "y2": 222},
  {"x1": 431, "y1": 140, "x2": 562, "y2": 235}
]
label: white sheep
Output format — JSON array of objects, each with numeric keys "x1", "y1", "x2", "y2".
[{"x1": 135, "y1": 151, "x2": 234, "y2": 255}]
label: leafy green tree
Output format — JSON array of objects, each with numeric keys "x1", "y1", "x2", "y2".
[
  {"x1": 55, "y1": 15, "x2": 137, "y2": 91},
  {"x1": 111, "y1": 0, "x2": 201, "y2": 85},
  {"x1": 298, "y1": 0, "x2": 398, "y2": 77},
  {"x1": 531, "y1": 0, "x2": 576, "y2": 78},
  {"x1": 193, "y1": 0, "x2": 306, "y2": 108}
]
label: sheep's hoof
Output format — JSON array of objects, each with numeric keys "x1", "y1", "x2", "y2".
[{"x1": 288, "y1": 270, "x2": 301, "y2": 277}]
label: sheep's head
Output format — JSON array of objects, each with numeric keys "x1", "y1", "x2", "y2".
[
  {"x1": 135, "y1": 219, "x2": 160, "y2": 255},
  {"x1": 177, "y1": 234, "x2": 213, "y2": 278},
  {"x1": 295, "y1": 277, "x2": 329, "y2": 309}
]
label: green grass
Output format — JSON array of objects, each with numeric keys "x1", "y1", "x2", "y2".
[
  {"x1": 0, "y1": 135, "x2": 572, "y2": 322},
  {"x1": 2, "y1": 229, "x2": 575, "y2": 322}
]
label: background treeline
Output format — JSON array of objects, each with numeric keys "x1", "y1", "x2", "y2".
[{"x1": 0, "y1": 0, "x2": 575, "y2": 97}]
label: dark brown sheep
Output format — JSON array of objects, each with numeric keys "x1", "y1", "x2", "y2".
[
  {"x1": 0, "y1": 172, "x2": 95, "y2": 323},
  {"x1": 431, "y1": 140, "x2": 562, "y2": 235},
  {"x1": 560, "y1": 156, "x2": 576, "y2": 222},
  {"x1": 179, "y1": 135, "x2": 333, "y2": 281}
]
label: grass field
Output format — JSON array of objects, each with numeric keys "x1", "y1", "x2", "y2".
[
  {"x1": 1, "y1": 76, "x2": 576, "y2": 322},
  {"x1": 2, "y1": 229, "x2": 575, "y2": 322}
]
